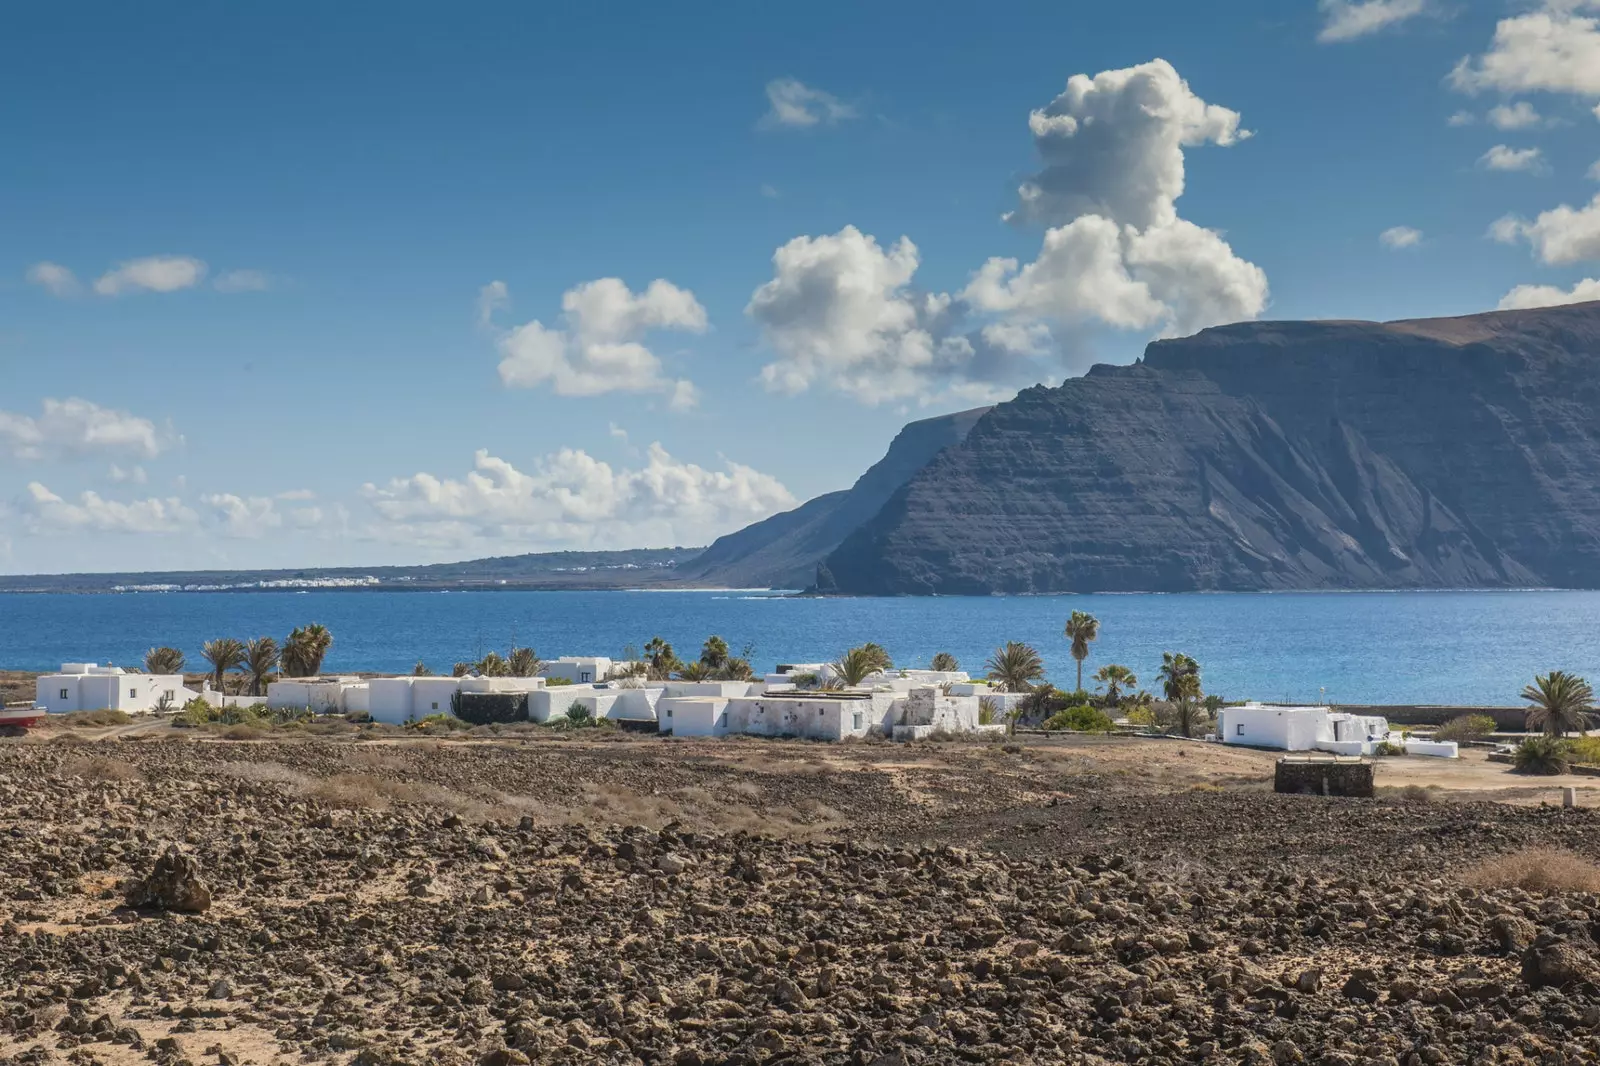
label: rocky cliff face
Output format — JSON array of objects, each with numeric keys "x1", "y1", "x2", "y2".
[
  {"x1": 823, "y1": 302, "x2": 1600, "y2": 593},
  {"x1": 674, "y1": 406, "x2": 990, "y2": 588}
]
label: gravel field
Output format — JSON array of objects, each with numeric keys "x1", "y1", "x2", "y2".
[{"x1": 3, "y1": 732, "x2": 1600, "y2": 1065}]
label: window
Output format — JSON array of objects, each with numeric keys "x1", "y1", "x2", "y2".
[
  {"x1": 59, "y1": 688, "x2": 69, "y2": 700},
  {"x1": 129, "y1": 688, "x2": 138, "y2": 699},
  {"x1": 853, "y1": 712, "x2": 863, "y2": 730},
  {"x1": 1236, "y1": 724, "x2": 1245, "y2": 736},
  {"x1": 580, "y1": 671, "x2": 592, "y2": 682},
  {"x1": 819, "y1": 708, "x2": 825, "y2": 716},
  {"x1": 665, "y1": 708, "x2": 672, "y2": 718},
  {"x1": 431, "y1": 701, "x2": 439, "y2": 710}
]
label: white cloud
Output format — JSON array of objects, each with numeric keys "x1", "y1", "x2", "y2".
[
  {"x1": 1447, "y1": 110, "x2": 1477, "y2": 126},
  {"x1": 0, "y1": 398, "x2": 175, "y2": 462},
  {"x1": 93, "y1": 256, "x2": 207, "y2": 296},
  {"x1": 760, "y1": 183, "x2": 781, "y2": 199},
  {"x1": 276, "y1": 488, "x2": 317, "y2": 501},
  {"x1": 108, "y1": 464, "x2": 148, "y2": 485},
  {"x1": 202, "y1": 493, "x2": 284, "y2": 537},
  {"x1": 1317, "y1": 0, "x2": 1430, "y2": 43},
  {"x1": 1492, "y1": 193, "x2": 1600, "y2": 263},
  {"x1": 747, "y1": 59, "x2": 1267, "y2": 405},
  {"x1": 1497, "y1": 277, "x2": 1600, "y2": 309},
  {"x1": 760, "y1": 78, "x2": 857, "y2": 129},
  {"x1": 1479, "y1": 144, "x2": 1548, "y2": 172},
  {"x1": 1380, "y1": 225, "x2": 1423, "y2": 249},
  {"x1": 362, "y1": 443, "x2": 795, "y2": 551},
  {"x1": 1588, "y1": 159, "x2": 1600, "y2": 180},
  {"x1": 213, "y1": 269, "x2": 270, "y2": 293},
  {"x1": 1451, "y1": 2, "x2": 1600, "y2": 97},
  {"x1": 26, "y1": 261, "x2": 80, "y2": 297},
  {"x1": 493, "y1": 278, "x2": 707, "y2": 406},
  {"x1": 19, "y1": 483, "x2": 196, "y2": 535},
  {"x1": 1488, "y1": 101, "x2": 1544, "y2": 129},
  {"x1": 477, "y1": 280, "x2": 509, "y2": 328}
]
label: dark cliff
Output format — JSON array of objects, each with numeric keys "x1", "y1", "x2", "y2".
[
  {"x1": 675, "y1": 406, "x2": 990, "y2": 589},
  {"x1": 822, "y1": 302, "x2": 1600, "y2": 593}
]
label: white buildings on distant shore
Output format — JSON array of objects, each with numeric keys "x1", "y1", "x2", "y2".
[{"x1": 35, "y1": 663, "x2": 194, "y2": 714}]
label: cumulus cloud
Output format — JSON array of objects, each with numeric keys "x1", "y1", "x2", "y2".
[
  {"x1": 108, "y1": 464, "x2": 148, "y2": 485},
  {"x1": 0, "y1": 398, "x2": 175, "y2": 462},
  {"x1": 1488, "y1": 101, "x2": 1544, "y2": 129},
  {"x1": 94, "y1": 256, "x2": 207, "y2": 296},
  {"x1": 1492, "y1": 193, "x2": 1600, "y2": 263},
  {"x1": 1380, "y1": 226, "x2": 1423, "y2": 249},
  {"x1": 26, "y1": 262, "x2": 80, "y2": 297},
  {"x1": 760, "y1": 78, "x2": 857, "y2": 129},
  {"x1": 213, "y1": 269, "x2": 271, "y2": 293},
  {"x1": 1451, "y1": 2, "x2": 1600, "y2": 98},
  {"x1": 1447, "y1": 110, "x2": 1477, "y2": 126},
  {"x1": 1479, "y1": 144, "x2": 1548, "y2": 172},
  {"x1": 19, "y1": 483, "x2": 197, "y2": 535},
  {"x1": 362, "y1": 443, "x2": 795, "y2": 551},
  {"x1": 1317, "y1": 0, "x2": 1430, "y2": 43},
  {"x1": 1498, "y1": 277, "x2": 1600, "y2": 309},
  {"x1": 747, "y1": 59, "x2": 1267, "y2": 406},
  {"x1": 493, "y1": 277, "x2": 707, "y2": 408}
]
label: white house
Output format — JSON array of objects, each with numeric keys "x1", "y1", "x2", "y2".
[
  {"x1": 1217, "y1": 703, "x2": 1458, "y2": 758},
  {"x1": 366, "y1": 675, "x2": 547, "y2": 725},
  {"x1": 543, "y1": 657, "x2": 613, "y2": 684},
  {"x1": 36, "y1": 663, "x2": 193, "y2": 714},
  {"x1": 659, "y1": 684, "x2": 999, "y2": 742},
  {"x1": 267, "y1": 677, "x2": 369, "y2": 715}
]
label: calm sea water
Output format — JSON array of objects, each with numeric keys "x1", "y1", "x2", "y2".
[{"x1": 3, "y1": 589, "x2": 1598, "y2": 707}]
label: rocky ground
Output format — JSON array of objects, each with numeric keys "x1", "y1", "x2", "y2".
[{"x1": 3, "y1": 733, "x2": 1600, "y2": 1065}]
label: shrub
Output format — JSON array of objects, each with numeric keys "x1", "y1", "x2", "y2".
[
  {"x1": 1043, "y1": 705, "x2": 1115, "y2": 732},
  {"x1": 1373, "y1": 740, "x2": 1407, "y2": 757},
  {"x1": 545, "y1": 677, "x2": 574, "y2": 687},
  {"x1": 51, "y1": 709, "x2": 132, "y2": 728},
  {"x1": 63, "y1": 756, "x2": 142, "y2": 782},
  {"x1": 566, "y1": 702, "x2": 594, "y2": 725},
  {"x1": 177, "y1": 697, "x2": 218, "y2": 728},
  {"x1": 407, "y1": 712, "x2": 469, "y2": 733},
  {"x1": 978, "y1": 696, "x2": 999, "y2": 726},
  {"x1": 1125, "y1": 705, "x2": 1158, "y2": 728},
  {"x1": 1433, "y1": 713, "x2": 1497, "y2": 744},
  {"x1": 1513, "y1": 736, "x2": 1572, "y2": 775},
  {"x1": 1569, "y1": 736, "x2": 1600, "y2": 765},
  {"x1": 1462, "y1": 847, "x2": 1600, "y2": 892},
  {"x1": 220, "y1": 724, "x2": 267, "y2": 741}
]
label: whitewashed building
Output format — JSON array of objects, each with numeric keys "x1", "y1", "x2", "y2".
[
  {"x1": 267, "y1": 677, "x2": 370, "y2": 715},
  {"x1": 366, "y1": 675, "x2": 547, "y2": 725},
  {"x1": 659, "y1": 683, "x2": 1000, "y2": 742},
  {"x1": 543, "y1": 657, "x2": 613, "y2": 684},
  {"x1": 36, "y1": 663, "x2": 193, "y2": 714},
  {"x1": 1217, "y1": 703, "x2": 1458, "y2": 758}
]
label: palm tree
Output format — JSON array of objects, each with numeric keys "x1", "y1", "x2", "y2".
[
  {"x1": 451, "y1": 662, "x2": 472, "y2": 678},
  {"x1": 144, "y1": 646, "x2": 185, "y2": 675},
  {"x1": 413, "y1": 660, "x2": 432, "y2": 676},
  {"x1": 508, "y1": 647, "x2": 542, "y2": 678},
  {"x1": 1063, "y1": 611, "x2": 1100, "y2": 693},
  {"x1": 1094, "y1": 664, "x2": 1136, "y2": 706},
  {"x1": 860, "y1": 643, "x2": 893, "y2": 674},
  {"x1": 282, "y1": 623, "x2": 334, "y2": 677},
  {"x1": 985, "y1": 642, "x2": 1045, "y2": 693},
  {"x1": 242, "y1": 637, "x2": 280, "y2": 696},
  {"x1": 475, "y1": 651, "x2": 510, "y2": 677},
  {"x1": 1167, "y1": 672, "x2": 1204, "y2": 737},
  {"x1": 1522, "y1": 670, "x2": 1595, "y2": 737},
  {"x1": 201, "y1": 638, "x2": 246, "y2": 696},
  {"x1": 719, "y1": 657, "x2": 755, "y2": 681},
  {"x1": 700, "y1": 636, "x2": 729, "y2": 672},
  {"x1": 831, "y1": 645, "x2": 888, "y2": 687},
  {"x1": 1158, "y1": 652, "x2": 1199, "y2": 700},
  {"x1": 644, "y1": 637, "x2": 680, "y2": 680},
  {"x1": 678, "y1": 661, "x2": 714, "y2": 682},
  {"x1": 931, "y1": 652, "x2": 959, "y2": 673}
]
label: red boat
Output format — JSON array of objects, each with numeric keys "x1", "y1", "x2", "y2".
[{"x1": 0, "y1": 706, "x2": 45, "y2": 737}]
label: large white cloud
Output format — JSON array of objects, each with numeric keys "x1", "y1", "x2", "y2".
[
  {"x1": 19, "y1": 483, "x2": 197, "y2": 535},
  {"x1": 747, "y1": 59, "x2": 1267, "y2": 406},
  {"x1": 1493, "y1": 192, "x2": 1600, "y2": 264},
  {"x1": 1317, "y1": 0, "x2": 1430, "y2": 43},
  {"x1": 1488, "y1": 101, "x2": 1544, "y2": 129},
  {"x1": 492, "y1": 277, "x2": 706, "y2": 409},
  {"x1": 0, "y1": 398, "x2": 175, "y2": 462},
  {"x1": 759, "y1": 78, "x2": 857, "y2": 129},
  {"x1": 200, "y1": 493, "x2": 326, "y2": 537},
  {"x1": 362, "y1": 443, "x2": 795, "y2": 551},
  {"x1": 93, "y1": 256, "x2": 207, "y2": 296},
  {"x1": 1498, "y1": 277, "x2": 1600, "y2": 309},
  {"x1": 1451, "y1": 2, "x2": 1600, "y2": 98}
]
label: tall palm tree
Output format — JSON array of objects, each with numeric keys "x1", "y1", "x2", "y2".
[
  {"x1": 644, "y1": 637, "x2": 680, "y2": 680},
  {"x1": 1158, "y1": 652, "x2": 1200, "y2": 700},
  {"x1": 282, "y1": 623, "x2": 334, "y2": 677},
  {"x1": 508, "y1": 647, "x2": 542, "y2": 677},
  {"x1": 413, "y1": 660, "x2": 432, "y2": 676},
  {"x1": 144, "y1": 646, "x2": 185, "y2": 675},
  {"x1": 242, "y1": 637, "x2": 280, "y2": 696},
  {"x1": 1522, "y1": 671, "x2": 1595, "y2": 737},
  {"x1": 831, "y1": 645, "x2": 888, "y2": 687},
  {"x1": 985, "y1": 642, "x2": 1045, "y2": 693},
  {"x1": 1094, "y1": 664, "x2": 1137, "y2": 706},
  {"x1": 930, "y1": 652, "x2": 959, "y2": 672},
  {"x1": 1168, "y1": 671, "x2": 1204, "y2": 737},
  {"x1": 678, "y1": 661, "x2": 714, "y2": 682},
  {"x1": 1063, "y1": 611, "x2": 1100, "y2": 693},
  {"x1": 201, "y1": 638, "x2": 247, "y2": 696},
  {"x1": 475, "y1": 651, "x2": 510, "y2": 677},
  {"x1": 700, "y1": 635, "x2": 729, "y2": 672}
]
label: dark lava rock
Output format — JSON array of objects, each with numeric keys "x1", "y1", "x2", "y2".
[{"x1": 123, "y1": 845, "x2": 211, "y2": 913}]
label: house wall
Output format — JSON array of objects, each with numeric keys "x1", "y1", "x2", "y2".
[
  {"x1": 545, "y1": 658, "x2": 612, "y2": 684},
  {"x1": 1220, "y1": 706, "x2": 1329, "y2": 750},
  {"x1": 38, "y1": 671, "x2": 189, "y2": 714},
  {"x1": 267, "y1": 680, "x2": 357, "y2": 714},
  {"x1": 367, "y1": 678, "x2": 415, "y2": 724},
  {"x1": 723, "y1": 697, "x2": 872, "y2": 741},
  {"x1": 411, "y1": 678, "x2": 462, "y2": 718},
  {"x1": 660, "y1": 697, "x2": 731, "y2": 737},
  {"x1": 608, "y1": 688, "x2": 661, "y2": 722}
]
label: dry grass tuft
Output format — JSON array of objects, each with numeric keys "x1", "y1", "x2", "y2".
[
  {"x1": 219, "y1": 761, "x2": 310, "y2": 788},
  {"x1": 220, "y1": 725, "x2": 267, "y2": 741},
  {"x1": 63, "y1": 755, "x2": 143, "y2": 782},
  {"x1": 1462, "y1": 847, "x2": 1600, "y2": 893},
  {"x1": 43, "y1": 709, "x2": 133, "y2": 728}
]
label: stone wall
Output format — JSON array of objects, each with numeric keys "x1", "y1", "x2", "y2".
[{"x1": 1273, "y1": 758, "x2": 1375, "y2": 798}]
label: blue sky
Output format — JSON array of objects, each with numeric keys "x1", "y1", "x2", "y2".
[{"x1": 4, "y1": 0, "x2": 1600, "y2": 574}]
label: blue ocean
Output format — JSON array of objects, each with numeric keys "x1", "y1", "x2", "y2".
[{"x1": 3, "y1": 589, "x2": 1598, "y2": 707}]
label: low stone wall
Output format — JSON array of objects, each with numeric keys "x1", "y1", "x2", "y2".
[
  {"x1": 456, "y1": 691, "x2": 528, "y2": 725},
  {"x1": 1274, "y1": 758, "x2": 1375, "y2": 798}
]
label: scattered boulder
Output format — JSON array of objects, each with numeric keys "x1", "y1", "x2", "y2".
[{"x1": 123, "y1": 845, "x2": 211, "y2": 913}]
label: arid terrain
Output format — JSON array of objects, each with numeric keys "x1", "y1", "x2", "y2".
[{"x1": 3, "y1": 729, "x2": 1600, "y2": 1065}]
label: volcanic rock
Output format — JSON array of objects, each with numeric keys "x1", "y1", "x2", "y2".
[{"x1": 123, "y1": 845, "x2": 211, "y2": 913}]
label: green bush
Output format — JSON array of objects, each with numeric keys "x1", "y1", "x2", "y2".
[
  {"x1": 977, "y1": 696, "x2": 999, "y2": 726},
  {"x1": 1373, "y1": 740, "x2": 1407, "y2": 757},
  {"x1": 566, "y1": 702, "x2": 594, "y2": 725},
  {"x1": 1124, "y1": 705, "x2": 1157, "y2": 727},
  {"x1": 1569, "y1": 736, "x2": 1600, "y2": 765},
  {"x1": 177, "y1": 697, "x2": 218, "y2": 728},
  {"x1": 545, "y1": 677, "x2": 574, "y2": 687},
  {"x1": 406, "y1": 712, "x2": 469, "y2": 733},
  {"x1": 1514, "y1": 736, "x2": 1573, "y2": 775},
  {"x1": 1433, "y1": 714, "x2": 1497, "y2": 744},
  {"x1": 1043, "y1": 705, "x2": 1115, "y2": 732}
]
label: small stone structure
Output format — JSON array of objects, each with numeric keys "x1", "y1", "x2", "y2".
[
  {"x1": 124, "y1": 845, "x2": 212, "y2": 913},
  {"x1": 1273, "y1": 755, "x2": 1375, "y2": 798},
  {"x1": 456, "y1": 691, "x2": 529, "y2": 725}
]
